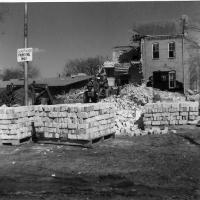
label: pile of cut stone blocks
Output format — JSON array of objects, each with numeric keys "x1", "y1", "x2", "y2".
[
  {"x1": 0, "y1": 103, "x2": 115, "y2": 145},
  {"x1": 34, "y1": 103, "x2": 115, "y2": 141},
  {"x1": 0, "y1": 106, "x2": 34, "y2": 144},
  {"x1": 143, "y1": 101, "x2": 199, "y2": 134}
]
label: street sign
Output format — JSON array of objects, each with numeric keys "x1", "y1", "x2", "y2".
[{"x1": 17, "y1": 48, "x2": 33, "y2": 62}]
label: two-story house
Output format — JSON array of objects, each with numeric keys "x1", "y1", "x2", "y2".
[{"x1": 141, "y1": 34, "x2": 200, "y2": 93}]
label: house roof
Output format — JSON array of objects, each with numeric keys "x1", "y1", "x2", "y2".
[
  {"x1": 35, "y1": 76, "x2": 92, "y2": 87},
  {"x1": 144, "y1": 34, "x2": 183, "y2": 40},
  {"x1": 143, "y1": 34, "x2": 200, "y2": 49},
  {"x1": 132, "y1": 21, "x2": 180, "y2": 36},
  {"x1": 0, "y1": 75, "x2": 92, "y2": 88},
  {"x1": 112, "y1": 46, "x2": 134, "y2": 51}
]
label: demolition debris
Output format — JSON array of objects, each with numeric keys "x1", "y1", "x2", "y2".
[
  {"x1": 0, "y1": 82, "x2": 199, "y2": 145},
  {"x1": 101, "y1": 84, "x2": 189, "y2": 136},
  {"x1": 56, "y1": 83, "x2": 199, "y2": 137}
]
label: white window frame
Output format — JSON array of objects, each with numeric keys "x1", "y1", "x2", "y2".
[
  {"x1": 152, "y1": 43, "x2": 159, "y2": 59},
  {"x1": 168, "y1": 41, "x2": 176, "y2": 59},
  {"x1": 169, "y1": 71, "x2": 176, "y2": 89}
]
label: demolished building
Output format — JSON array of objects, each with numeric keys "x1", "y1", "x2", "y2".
[{"x1": 103, "y1": 45, "x2": 142, "y2": 86}]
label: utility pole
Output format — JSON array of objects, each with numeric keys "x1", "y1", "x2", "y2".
[
  {"x1": 24, "y1": 3, "x2": 28, "y2": 105},
  {"x1": 182, "y1": 16, "x2": 186, "y2": 94}
]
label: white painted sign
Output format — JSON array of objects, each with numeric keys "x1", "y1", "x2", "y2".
[{"x1": 17, "y1": 48, "x2": 33, "y2": 62}]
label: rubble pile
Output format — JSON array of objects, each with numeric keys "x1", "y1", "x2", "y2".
[
  {"x1": 186, "y1": 93, "x2": 200, "y2": 102},
  {"x1": 0, "y1": 103, "x2": 115, "y2": 144},
  {"x1": 143, "y1": 101, "x2": 199, "y2": 134},
  {"x1": 101, "y1": 84, "x2": 152, "y2": 136},
  {"x1": 56, "y1": 88, "x2": 85, "y2": 104},
  {"x1": 120, "y1": 84, "x2": 153, "y2": 104},
  {"x1": 56, "y1": 83, "x2": 193, "y2": 137},
  {"x1": 102, "y1": 84, "x2": 187, "y2": 136},
  {"x1": 101, "y1": 95, "x2": 144, "y2": 136}
]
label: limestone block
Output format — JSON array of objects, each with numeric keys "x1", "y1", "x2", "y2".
[
  {"x1": 169, "y1": 120, "x2": 176, "y2": 125},
  {"x1": 68, "y1": 133, "x2": 77, "y2": 140},
  {"x1": 188, "y1": 115, "x2": 196, "y2": 120},
  {"x1": 144, "y1": 113, "x2": 153, "y2": 118},
  {"x1": 180, "y1": 112, "x2": 188, "y2": 116},
  {"x1": 144, "y1": 121, "x2": 151, "y2": 126},
  {"x1": 68, "y1": 123, "x2": 77, "y2": 130},
  {"x1": 189, "y1": 112, "x2": 199, "y2": 116},
  {"x1": 76, "y1": 133, "x2": 89, "y2": 140},
  {"x1": 181, "y1": 116, "x2": 188, "y2": 120},
  {"x1": 152, "y1": 127, "x2": 161, "y2": 134},
  {"x1": 77, "y1": 112, "x2": 88, "y2": 119},
  {"x1": 0, "y1": 120, "x2": 12, "y2": 125},
  {"x1": 77, "y1": 123, "x2": 89, "y2": 129},
  {"x1": 152, "y1": 121, "x2": 160, "y2": 126},
  {"x1": 182, "y1": 120, "x2": 188, "y2": 125}
]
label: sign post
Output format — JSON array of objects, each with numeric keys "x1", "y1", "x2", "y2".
[
  {"x1": 17, "y1": 4, "x2": 33, "y2": 106},
  {"x1": 24, "y1": 3, "x2": 28, "y2": 106}
]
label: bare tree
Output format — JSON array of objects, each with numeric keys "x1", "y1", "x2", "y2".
[
  {"x1": 2, "y1": 63, "x2": 40, "y2": 81},
  {"x1": 63, "y1": 56, "x2": 105, "y2": 76}
]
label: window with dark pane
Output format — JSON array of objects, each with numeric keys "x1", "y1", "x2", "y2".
[
  {"x1": 152, "y1": 43, "x2": 159, "y2": 59},
  {"x1": 169, "y1": 71, "x2": 176, "y2": 88},
  {"x1": 169, "y1": 42, "x2": 175, "y2": 58}
]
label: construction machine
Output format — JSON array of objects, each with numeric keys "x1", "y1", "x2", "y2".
[
  {"x1": 83, "y1": 73, "x2": 111, "y2": 103},
  {"x1": 83, "y1": 79, "x2": 98, "y2": 103},
  {"x1": 0, "y1": 81, "x2": 54, "y2": 106},
  {"x1": 98, "y1": 63, "x2": 121, "y2": 95},
  {"x1": 83, "y1": 62, "x2": 123, "y2": 103},
  {"x1": 83, "y1": 64, "x2": 121, "y2": 103}
]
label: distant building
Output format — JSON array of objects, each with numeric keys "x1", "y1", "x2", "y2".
[
  {"x1": 141, "y1": 34, "x2": 200, "y2": 93},
  {"x1": 103, "y1": 45, "x2": 142, "y2": 85}
]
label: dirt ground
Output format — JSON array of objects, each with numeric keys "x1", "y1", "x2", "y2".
[{"x1": 0, "y1": 126, "x2": 200, "y2": 200}]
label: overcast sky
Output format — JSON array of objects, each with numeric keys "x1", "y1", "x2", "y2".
[{"x1": 0, "y1": 2, "x2": 200, "y2": 77}]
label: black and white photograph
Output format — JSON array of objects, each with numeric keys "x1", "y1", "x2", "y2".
[{"x1": 0, "y1": 1, "x2": 199, "y2": 199}]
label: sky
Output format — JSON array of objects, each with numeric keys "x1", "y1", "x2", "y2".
[{"x1": 1, "y1": 2, "x2": 200, "y2": 77}]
